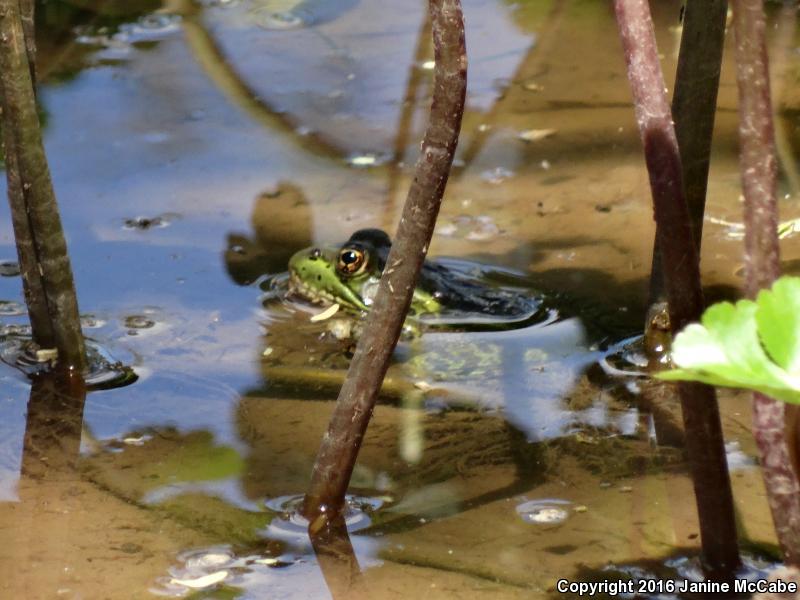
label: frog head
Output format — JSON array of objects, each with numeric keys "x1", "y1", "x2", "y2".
[{"x1": 288, "y1": 228, "x2": 440, "y2": 315}]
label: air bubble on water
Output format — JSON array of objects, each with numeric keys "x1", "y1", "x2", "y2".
[
  {"x1": 346, "y1": 153, "x2": 389, "y2": 168},
  {"x1": 124, "y1": 315, "x2": 157, "y2": 330},
  {"x1": 252, "y1": 9, "x2": 305, "y2": 30},
  {"x1": 0, "y1": 261, "x2": 20, "y2": 277},
  {"x1": 119, "y1": 14, "x2": 182, "y2": 41},
  {"x1": 480, "y1": 167, "x2": 514, "y2": 184},
  {"x1": 80, "y1": 314, "x2": 107, "y2": 329},
  {"x1": 0, "y1": 301, "x2": 25, "y2": 317}
]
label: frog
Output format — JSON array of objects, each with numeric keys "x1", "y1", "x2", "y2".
[
  {"x1": 287, "y1": 228, "x2": 540, "y2": 327},
  {"x1": 266, "y1": 228, "x2": 640, "y2": 447}
]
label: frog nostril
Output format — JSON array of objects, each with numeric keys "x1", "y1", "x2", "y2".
[{"x1": 310, "y1": 248, "x2": 322, "y2": 260}]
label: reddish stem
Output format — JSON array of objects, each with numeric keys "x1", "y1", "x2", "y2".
[
  {"x1": 614, "y1": 0, "x2": 740, "y2": 576},
  {"x1": 732, "y1": 0, "x2": 800, "y2": 566},
  {"x1": 304, "y1": 0, "x2": 466, "y2": 522}
]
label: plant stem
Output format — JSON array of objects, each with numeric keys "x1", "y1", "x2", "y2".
[
  {"x1": 0, "y1": 0, "x2": 86, "y2": 370},
  {"x1": 648, "y1": 0, "x2": 728, "y2": 307},
  {"x1": 732, "y1": 0, "x2": 800, "y2": 566},
  {"x1": 304, "y1": 0, "x2": 466, "y2": 521},
  {"x1": 614, "y1": 0, "x2": 740, "y2": 576}
]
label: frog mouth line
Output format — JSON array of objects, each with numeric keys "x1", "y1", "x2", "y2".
[{"x1": 288, "y1": 270, "x2": 354, "y2": 308}]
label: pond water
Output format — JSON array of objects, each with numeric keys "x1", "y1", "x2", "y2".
[{"x1": 1, "y1": 0, "x2": 800, "y2": 598}]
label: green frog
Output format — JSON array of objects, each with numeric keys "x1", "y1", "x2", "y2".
[
  {"x1": 269, "y1": 229, "x2": 636, "y2": 447},
  {"x1": 287, "y1": 228, "x2": 540, "y2": 326}
]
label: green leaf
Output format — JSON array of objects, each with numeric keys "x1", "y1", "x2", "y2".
[
  {"x1": 655, "y1": 276, "x2": 800, "y2": 404},
  {"x1": 756, "y1": 277, "x2": 800, "y2": 373}
]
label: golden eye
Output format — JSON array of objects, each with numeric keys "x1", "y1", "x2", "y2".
[{"x1": 337, "y1": 248, "x2": 366, "y2": 276}]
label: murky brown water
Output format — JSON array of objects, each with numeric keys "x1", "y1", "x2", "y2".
[{"x1": 1, "y1": 0, "x2": 800, "y2": 598}]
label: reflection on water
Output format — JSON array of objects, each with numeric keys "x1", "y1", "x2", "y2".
[{"x1": 0, "y1": 0, "x2": 797, "y2": 597}]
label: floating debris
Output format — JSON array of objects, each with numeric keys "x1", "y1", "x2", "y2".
[
  {"x1": 122, "y1": 213, "x2": 177, "y2": 231},
  {"x1": 35, "y1": 348, "x2": 58, "y2": 363},
  {"x1": 170, "y1": 570, "x2": 228, "y2": 589},
  {"x1": 480, "y1": 167, "x2": 514, "y2": 184},
  {"x1": 251, "y1": 9, "x2": 305, "y2": 29},
  {"x1": 184, "y1": 551, "x2": 234, "y2": 571},
  {"x1": 420, "y1": 60, "x2": 436, "y2": 70},
  {"x1": 703, "y1": 214, "x2": 800, "y2": 240},
  {"x1": 0, "y1": 301, "x2": 25, "y2": 316},
  {"x1": 778, "y1": 217, "x2": 800, "y2": 239},
  {"x1": 725, "y1": 440, "x2": 757, "y2": 471},
  {"x1": 80, "y1": 314, "x2": 108, "y2": 329},
  {"x1": 124, "y1": 315, "x2": 157, "y2": 330},
  {"x1": 121, "y1": 434, "x2": 152, "y2": 446},
  {"x1": 0, "y1": 261, "x2": 20, "y2": 277},
  {"x1": 346, "y1": 153, "x2": 389, "y2": 168},
  {"x1": 518, "y1": 128, "x2": 556, "y2": 142},
  {"x1": 516, "y1": 498, "x2": 572, "y2": 525},
  {"x1": 124, "y1": 14, "x2": 182, "y2": 39},
  {"x1": 436, "y1": 215, "x2": 501, "y2": 241},
  {"x1": 74, "y1": 13, "x2": 181, "y2": 58},
  {"x1": 310, "y1": 303, "x2": 341, "y2": 322}
]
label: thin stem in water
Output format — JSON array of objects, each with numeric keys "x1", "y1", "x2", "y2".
[
  {"x1": 732, "y1": 0, "x2": 800, "y2": 566},
  {"x1": 614, "y1": 0, "x2": 740, "y2": 577},
  {"x1": 304, "y1": 0, "x2": 467, "y2": 522}
]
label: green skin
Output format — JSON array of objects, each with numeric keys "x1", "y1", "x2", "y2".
[{"x1": 288, "y1": 246, "x2": 440, "y2": 315}]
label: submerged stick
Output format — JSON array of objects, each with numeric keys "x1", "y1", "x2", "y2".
[
  {"x1": 304, "y1": 0, "x2": 466, "y2": 521},
  {"x1": 614, "y1": 0, "x2": 740, "y2": 576},
  {"x1": 0, "y1": 0, "x2": 86, "y2": 370},
  {"x1": 647, "y1": 0, "x2": 728, "y2": 309},
  {"x1": 732, "y1": 0, "x2": 800, "y2": 566}
]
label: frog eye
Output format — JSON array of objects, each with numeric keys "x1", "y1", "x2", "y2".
[{"x1": 337, "y1": 247, "x2": 367, "y2": 276}]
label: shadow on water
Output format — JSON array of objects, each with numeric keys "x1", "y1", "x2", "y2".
[{"x1": 3, "y1": 370, "x2": 87, "y2": 594}]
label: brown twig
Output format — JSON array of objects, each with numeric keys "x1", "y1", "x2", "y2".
[
  {"x1": 303, "y1": 0, "x2": 466, "y2": 521},
  {"x1": 614, "y1": 0, "x2": 740, "y2": 576},
  {"x1": 0, "y1": 0, "x2": 86, "y2": 370},
  {"x1": 732, "y1": 0, "x2": 800, "y2": 566}
]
